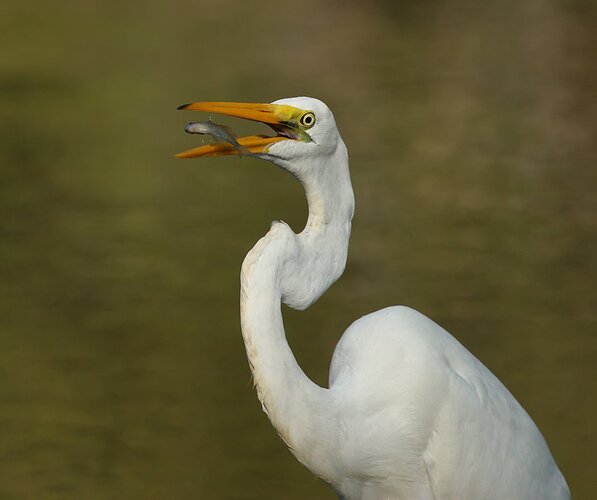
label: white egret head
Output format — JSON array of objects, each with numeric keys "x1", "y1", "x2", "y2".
[
  {"x1": 175, "y1": 97, "x2": 344, "y2": 171},
  {"x1": 176, "y1": 96, "x2": 353, "y2": 228}
]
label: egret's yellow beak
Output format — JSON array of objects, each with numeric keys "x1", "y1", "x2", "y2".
[{"x1": 175, "y1": 101, "x2": 306, "y2": 159}]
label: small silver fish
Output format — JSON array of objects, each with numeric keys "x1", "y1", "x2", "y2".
[{"x1": 184, "y1": 119, "x2": 252, "y2": 156}]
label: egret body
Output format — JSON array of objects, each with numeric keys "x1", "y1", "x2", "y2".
[{"x1": 177, "y1": 97, "x2": 569, "y2": 500}]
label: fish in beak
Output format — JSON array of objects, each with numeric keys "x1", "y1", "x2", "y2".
[{"x1": 175, "y1": 101, "x2": 314, "y2": 159}]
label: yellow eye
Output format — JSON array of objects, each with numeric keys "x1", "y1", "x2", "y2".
[{"x1": 299, "y1": 111, "x2": 316, "y2": 129}]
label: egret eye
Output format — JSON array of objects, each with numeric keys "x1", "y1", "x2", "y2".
[{"x1": 299, "y1": 112, "x2": 316, "y2": 129}]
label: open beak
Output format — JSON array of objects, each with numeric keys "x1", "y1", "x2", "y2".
[{"x1": 175, "y1": 101, "x2": 301, "y2": 159}]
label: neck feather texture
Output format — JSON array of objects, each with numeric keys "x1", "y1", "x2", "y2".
[{"x1": 239, "y1": 144, "x2": 354, "y2": 481}]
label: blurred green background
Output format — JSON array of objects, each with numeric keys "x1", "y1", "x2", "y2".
[{"x1": 1, "y1": 0, "x2": 595, "y2": 498}]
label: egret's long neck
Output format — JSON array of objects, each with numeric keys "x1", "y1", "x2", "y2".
[{"x1": 239, "y1": 143, "x2": 353, "y2": 481}]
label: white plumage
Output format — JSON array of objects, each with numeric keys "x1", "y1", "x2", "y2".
[{"x1": 181, "y1": 96, "x2": 570, "y2": 499}]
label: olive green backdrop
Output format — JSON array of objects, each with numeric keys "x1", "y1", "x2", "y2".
[{"x1": 1, "y1": 0, "x2": 595, "y2": 498}]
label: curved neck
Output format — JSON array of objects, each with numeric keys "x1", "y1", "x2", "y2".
[{"x1": 239, "y1": 143, "x2": 353, "y2": 481}]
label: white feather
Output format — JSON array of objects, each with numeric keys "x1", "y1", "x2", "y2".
[{"x1": 239, "y1": 97, "x2": 569, "y2": 499}]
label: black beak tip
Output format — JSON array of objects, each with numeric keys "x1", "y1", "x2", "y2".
[{"x1": 177, "y1": 103, "x2": 191, "y2": 110}]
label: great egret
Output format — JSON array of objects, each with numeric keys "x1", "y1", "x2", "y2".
[{"x1": 176, "y1": 97, "x2": 570, "y2": 499}]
